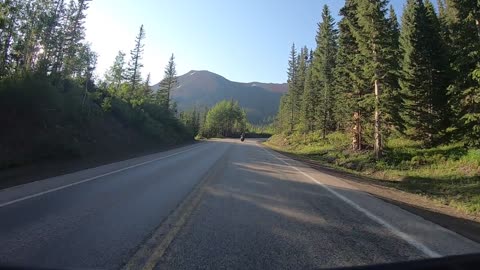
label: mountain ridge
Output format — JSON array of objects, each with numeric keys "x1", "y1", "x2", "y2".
[{"x1": 152, "y1": 70, "x2": 288, "y2": 123}]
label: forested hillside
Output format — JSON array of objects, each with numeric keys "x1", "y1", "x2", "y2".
[
  {"x1": 0, "y1": 0, "x2": 193, "y2": 170},
  {"x1": 270, "y1": 0, "x2": 480, "y2": 213}
]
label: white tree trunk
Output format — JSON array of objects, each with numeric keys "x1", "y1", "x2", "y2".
[{"x1": 374, "y1": 79, "x2": 382, "y2": 160}]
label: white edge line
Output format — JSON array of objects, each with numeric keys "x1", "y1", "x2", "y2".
[
  {"x1": 259, "y1": 146, "x2": 441, "y2": 258},
  {"x1": 0, "y1": 144, "x2": 206, "y2": 208}
]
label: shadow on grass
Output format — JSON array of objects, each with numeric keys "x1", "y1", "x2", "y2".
[
  {"x1": 383, "y1": 145, "x2": 468, "y2": 167},
  {"x1": 395, "y1": 175, "x2": 480, "y2": 213}
]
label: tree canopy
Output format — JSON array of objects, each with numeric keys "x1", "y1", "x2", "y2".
[
  {"x1": 275, "y1": 0, "x2": 480, "y2": 158},
  {"x1": 201, "y1": 100, "x2": 247, "y2": 138}
]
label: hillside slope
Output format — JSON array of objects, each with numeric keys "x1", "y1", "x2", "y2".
[
  {"x1": 152, "y1": 70, "x2": 287, "y2": 123},
  {"x1": 0, "y1": 75, "x2": 191, "y2": 171}
]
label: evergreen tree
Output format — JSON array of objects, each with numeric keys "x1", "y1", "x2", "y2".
[
  {"x1": 400, "y1": 0, "x2": 450, "y2": 145},
  {"x1": 335, "y1": 0, "x2": 369, "y2": 151},
  {"x1": 312, "y1": 5, "x2": 338, "y2": 138},
  {"x1": 355, "y1": 0, "x2": 392, "y2": 159},
  {"x1": 301, "y1": 65, "x2": 316, "y2": 132},
  {"x1": 436, "y1": 0, "x2": 451, "y2": 42},
  {"x1": 143, "y1": 72, "x2": 153, "y2": 100},
  {"x1": 382, "y1": 5, "x2": 405, "y2": 135},
  {"x1": 286, "y1": 43, "x2": 299, "y2": 132},
  {"x1": 126, "y1": 24, "x2": 145, "y2": 105},
  {"x1": 276, "y1": 94, "x2": 291, "y2": 133},
  {"x1": 425, "y1": 0, "x2": 451, "y2": 136},
  {"x1": 296, "y1": 46, "x2": 308, "y2": 119},
  {"x1": 158, "y1": 53, "x2": 178, "y2": 110},
  {"x1": 444, "y1": 0, "x2": 480, "y2": 145}
]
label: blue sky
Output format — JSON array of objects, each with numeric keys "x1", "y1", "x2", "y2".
[{"x1": 85, "y1": 0, "x2": 408, "y2": 84}]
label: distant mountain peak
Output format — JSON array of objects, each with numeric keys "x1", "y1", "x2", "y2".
[{"x1": 153, "y1": 70, "x2": 287, "y2": 123}]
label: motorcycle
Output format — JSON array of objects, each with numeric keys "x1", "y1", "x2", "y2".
[{"x1": 240, "y1": 134, "x2": 245, "y2": 142}]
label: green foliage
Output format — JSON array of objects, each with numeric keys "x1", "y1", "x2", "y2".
[
  {"x1": 157, "y1": 54, "x2": 178, "y2": 110},
  {"x1": 444, "y1": 0, "x2": 480, "y2": 145},
  {"x1": 179, "y1": 108, "x2": 201, "y2": 138},
  {"x1": 334, "y1": 1, "x2": 359, "y2": 134},
  {"x1": 284, "y1": 43, "x2": 301, "y2": 132},
  {"x1": 300, "y1": 67, "x2": 316, "y2": 132},
  {"x1": 275, "y1": 93, "x2": 291, "y2": 133},
  {"x1": 202, "y1": 100, "x2": 247, "y2": 138},
  {"x1": 0, "y1": 74, "x2": 95, "y2": 168},
  {"x1": 399, "y1": 0, "x2": 450, "y2": 145},
  {"x1": 311, "y1": 5, "x2": 338, "y2": 138},
  {"x1": 246, "y1": 123, "x2": 274, "y2": 137},
  {"x1": 267, "y1": 133, "x2": 480, "y2": 214},
  {"x1": 125, "y1": 24, "x2": 146, "y2": 96},
  {"x1": 0, "y1": 1, "x2": 194, "y2": 172},
  {"x1": 104, "y1": 51, "x2": 126, "y2": 95}
]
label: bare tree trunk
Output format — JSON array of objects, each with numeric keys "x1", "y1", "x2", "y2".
[
  {"x1": 166, "y1": 80, "x2": 172, "y2": 110},
  {"x1": 322, "y1": 82, "x2": 328, "y2": 139},
  {"x1": 372, "y1": 39, "x2": 382, "y2": 160},
  {"x1": 374, "y1": 79, "x2": 382, "y2": 160},
  {"x1": 352, "y1": 111, "x2": 361, "y2": 151},
  {"x1": 476, "y1": 17, "x2": 480, "y2": 38},
  {"x1": 474, "y1": 1, "x2": 480, "y2": 38},
  {"x1": 0, "y1": 22, "x2": 13, "y2": 75},
  {"x1": 290, "y1": 95, "x2": 294, "y2": 132}
]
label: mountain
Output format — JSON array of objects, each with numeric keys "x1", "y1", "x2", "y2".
[{"x1": 152, "y1": 70, "x2": 288, "y2": 124}]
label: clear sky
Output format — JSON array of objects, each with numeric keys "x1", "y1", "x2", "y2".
[{"x1": 85, "y1": 0, "x2": 407, "y2": 84}]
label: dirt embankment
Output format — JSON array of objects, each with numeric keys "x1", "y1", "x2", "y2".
[{"x1": 0, "y1": 113, "x2": 193, "y2": 190}]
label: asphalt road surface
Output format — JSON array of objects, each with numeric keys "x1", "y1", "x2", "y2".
[{"x1": 0, "y1": 139, "x2": 479, "y2": 269}]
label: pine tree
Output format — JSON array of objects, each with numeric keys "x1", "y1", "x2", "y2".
[
  {"x1": 276, "y1": 94, "x2": 291, "y2": 133},
  {"x1": 296, "y1": 46, "x2": 308, "y2": 113},
  {"x1": 400, "y1": 0, "x2": 450, "y2": 145},
  {"x1": 335, "y1": 0, "x2": 369, "y2": 150},
  {"x1": 126, "y1": 24, "x2": 145, "y2": 105},
  {"x1": 143, "y1": 73, "x2": 153, "y2": 100},
  {"x1": 301, "y1": 65, "x2": 316, "y2": 132},
  {"x1": 355, "y1": 0, "x2": 392, "y2": 159},
  {"x1": 425, "y1": 0, "x2": 451, "y2": 137},
  {"x1": 436, "y1": 0, "x2": 451, "y2": 42},
  {"x1": 444, "y1": 0, "x2": 480, "y2": 145},
  {"x1": 312, "y1": 5, "x2": 338, "y2": 138},
  {"x1": 382, "y1": 5, "x2": 405, "y2": 135},
  {"x1": 158, "y1": 53, "x2": 178, "y2": 110},
  {"x1": 286, "y1": 43, "x2": 299, "y2": 132}
]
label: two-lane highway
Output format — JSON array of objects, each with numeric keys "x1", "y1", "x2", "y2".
[
  {"x1": 0, "y1": 141, "x2": 230, "y2": 269},
  {"x1": 0, "y1": 139, "x2": 479, "y2": 269}
]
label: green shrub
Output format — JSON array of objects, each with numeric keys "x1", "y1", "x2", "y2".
[{"x1": 0, "y1": 74, "x2": 192, "y2": 169}]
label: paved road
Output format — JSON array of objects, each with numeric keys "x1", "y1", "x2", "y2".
[{"x1": 0, "y1": 139, "x2": 479, "y2": 269}]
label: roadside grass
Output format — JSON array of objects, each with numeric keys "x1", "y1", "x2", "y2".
[{"x1": 265, "y1": 132, "x2": 480, "y2": 215}]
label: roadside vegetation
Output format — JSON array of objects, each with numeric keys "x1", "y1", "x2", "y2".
[
  {"x1": 270, "y1": 0, "x2": 480, "y2": 214},
  {"x1": 266, "y1": 133, "x2": 480, "y2": 214},
  {"x1": 197, "y1": 100, "x2": 247, "y2": 138},
  {"x1": 0, "y1": 1, "x2": 193, "y2": 170},
  {"x1": 190, "y1": 100, "x2": 275, "y2": 139}
]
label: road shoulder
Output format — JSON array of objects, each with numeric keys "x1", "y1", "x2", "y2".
[
  {"x1": 0, "y1": 141, "x2": 198, "y2": 190},
  {"x1": 263, "y1": 143, "x2": 480, "y2": 244}
]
